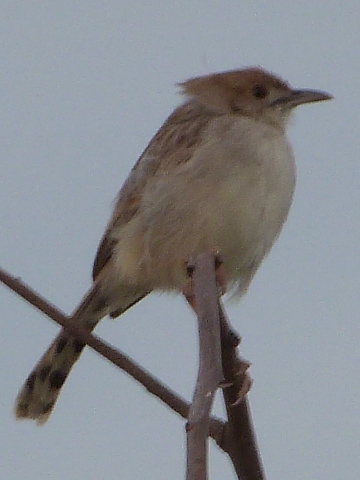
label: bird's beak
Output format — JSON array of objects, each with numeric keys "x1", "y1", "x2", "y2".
[{"x1": 272, "y1": 89, "x2": 333, "y2": 108}]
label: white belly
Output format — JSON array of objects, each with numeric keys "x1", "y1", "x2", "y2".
[{"x1": 113, "y1": 116, "x2": 296, "y2": 292}]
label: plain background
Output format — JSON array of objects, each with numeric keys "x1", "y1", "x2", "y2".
[{"x1": 1, "y1": 2, "x2": 359, "y2": 479}]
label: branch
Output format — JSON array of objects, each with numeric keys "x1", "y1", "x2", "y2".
[
  {"x1": 219, "y1": 303, "x2": 266, "y2": 480},
  {"x1": 0, "y1": 265, "x2": 266, "y2": 479},
  {"x1": 0, "y1": 267, "x2": 225, "y2": 445},
  {"x1": 186, "y1": 254, "x2": 223, "y2": 480}
]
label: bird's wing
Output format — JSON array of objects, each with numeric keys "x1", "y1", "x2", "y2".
[{"x1": 92, "y1": 101, "x2": 214, "y2": 281}]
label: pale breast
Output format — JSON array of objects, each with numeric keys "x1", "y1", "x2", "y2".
[{"x1": 113, "y1": 115, "x2": 296, "y2": 291}]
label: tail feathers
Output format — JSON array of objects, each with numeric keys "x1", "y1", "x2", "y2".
[
  {"x1": 15, "y1": 332, "x2": 90, "y2": 424},
  {"x1": 15, "y1": 286, "x2": 107, "y2": 425},
  {"x1": 15, "y1": 283, "x2": 149, "y2": 424}
]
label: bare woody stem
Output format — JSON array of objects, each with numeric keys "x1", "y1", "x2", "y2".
[
  {"x1": 186, "y1": 253, "x2": 223, "y2": 480},
  {"x1": 219, "y1": 302, "x2": 266, "y2": 480},
  {"x1": 0, "y1": 267, "x2": 225, "y2": 443},
  {"x1": 0, "y1": 264, "x2": 266, "y2": 479}
]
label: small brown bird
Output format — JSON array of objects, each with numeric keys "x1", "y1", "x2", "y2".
[{"x1": 15, "y1": 67, "x2": 332, "y2": 424}]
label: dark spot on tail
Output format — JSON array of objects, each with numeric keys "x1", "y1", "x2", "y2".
[
  {"x1": 26, "y1": 372, "x2": 36, "y2": 391},
  {"x1": 56, "y1": 337, "x2": 67, "y2": 354},
  {"x1": 73, "y1": 339, "x2": 85, "y2": 354},
  {"x1": 49, "y1": 370, "x2": 67, "y2": 390},
  {"x1": 42, "y1": 401, "x2": 55, "y2": 414},
  {"x1": 17, "y1": 402, "x2": 29, "y2": 416},
  {"x1": 39, "y1": 365, "x2": 51, "y2": 381}
]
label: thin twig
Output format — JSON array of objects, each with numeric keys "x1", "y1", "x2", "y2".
[
  {"x1": 0, "y1": 266, "x2": 225, "y2": 445},
  {"x1": 219, "y1": 302, "x2": 266, "y2": 480},
  {"x1": 0, "y1": 265, "x2": 266, "y2": 479},
  {"x1": 186, "y1": 253, "x2": 223, "y2": 480}
]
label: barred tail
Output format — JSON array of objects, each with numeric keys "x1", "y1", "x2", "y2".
[{"x1": 15, "y1": 286, "x2": 108, "y2": 425}]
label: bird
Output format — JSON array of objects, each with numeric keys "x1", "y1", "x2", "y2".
[{"x1": 15, "y1": 67, "x2": 332, "y2": 424}]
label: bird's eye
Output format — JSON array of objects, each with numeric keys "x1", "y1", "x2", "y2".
[{"x1": 252, "y1": 84, "x2": 268, "y2": 99}]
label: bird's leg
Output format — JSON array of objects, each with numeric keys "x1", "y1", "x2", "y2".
[
  {"x1": 182, "y1": 255, "x2": 196, "y2": 310},
  {"x1": 183, "y1": 250, "x2": 227, "y2": 312},
  {"x1": 231, "y1": 363, "x2": 253, "y2": 405},
  {"x1": 213, "y1": 251, "x2": 227, "y2": 296}
]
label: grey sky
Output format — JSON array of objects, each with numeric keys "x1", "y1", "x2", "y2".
[{"x1": 1, "y1": 2, "x2": 359, "y2": 479}]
